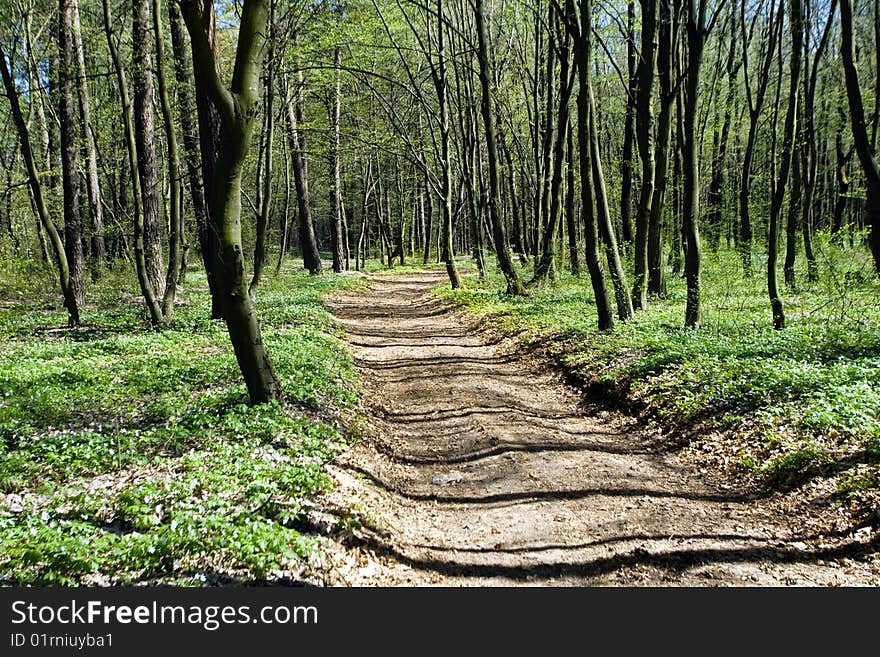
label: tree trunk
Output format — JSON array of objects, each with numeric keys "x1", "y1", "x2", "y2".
[
  {"x1": 533, "y1": 22, "x2": 573, "y2": 285},
  {"x1": 565, "y1": 124, "x2": 580, "y2": 275},
  {"x1": 739, "y1": 0, "x2": 782, "y2": 277},
  {"x1": 250, "y1": 5, "x2": 275, "y2": 297},
  {"x1": 474, "y1": 0, "x2": 525, "y2": 295},
  {"x1": 0, "y1": 46, "x2": 80, "y2": 325},
  {"x1": 169, "y1": 2, "x2": 217, "y2": 305},
  {"x1": 620, "y1": 0, "x2": 637, "y2": 243},
  {"x1": 840, "y1": 0, "x2": 880, "y2": 274},
  {"x1": 133, "y1": 0, "x2": 166, "y2": 301},
  {"x1": 59, "y1": 0, "x2": 85, "y2": 309},
  {"x1": 434, "y1": 0, "x2": 461, "y2": 288},
  {"x1": 422, "y1": 168, "x2": 434, "y2": 264},
  {"x1": 589, "y1": 76, "x2": 634, "y2": 321},
  {"x1": 570, "y1": 0, "x2": 615, "y2": 329},
  {"x1": 784, "y1": 135, "x2": 801, "y2": 286},
  {"x1": 153, "y1": 0, "x2": 182, "y2": 318},
  {"x1": 767, "y1": 0, "x2": 802, "y2": 329},
  {"x1": 71, "y1": 0, "x2": 105, "y2": 274},
  {"x1": 329, "y1": 45, "x2": 346, "y2": 274},
  {"x1": 632, "y1": 0, "x2": 659, "y2": 310},
  {"x1": 682, "y1": 0, "x2": 706, "y2": 329},
  {"x1": 648, "y1": 0, "x2": 675, "y2": 297},
  {"x1": 106, "y1": 0, "x2": 163, "y2": 324},
  {"x1": 180, "y1": 0, "x2": 282, "y2": 405},
  {"x1": 285, "y1": 72, "x2": 323, "y2": 275},
  {"x1": 801, "y1": 0, "x2": 836, "y2": 283}
]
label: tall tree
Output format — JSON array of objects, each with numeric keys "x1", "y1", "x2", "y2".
[
  {"x1": 58, "y1": 0, "x2": 84, "y2": 308},
  {"x1": 153, "y1": 0, "x2": 182, "y2": 317},
  {"x1": 180, "y1": 0, "x2": 283, "y2": 404},
  {"x1": 767, "y1": 0, "x2": 803, "y2": 329},
  {"x1": 133, "y1": 0, "x2": 166, "y2": 299},
  {"x1": 329, "y1": 42, "x2": 346, "y2": 273},
  {"x1": 71, "y1": 0, "x2": 104, "y2": 273},
  {"x1": 840, "y1": 0, "x2": 880, "y2": 274},
  {"x1": 103, "y1": 0, "x2": 164, "y2": 324},
  {"x1": 0, "y1": 45, "x2": 80, "y2": 325},
  {"x1": 169, "y1": 2, "x2": 214, "y2": 291},
  {"x1": 681, "y1": 0, "x2": 715, "y2": 328},
  {"x1": 250, "y1": 0, "x2": 276, "y2": 295},
  {"x1": 800, "y1": 0, "x2": 836, "y2": 282},
  {"x1": 474, "y1": 0, "x2": 525, "y2": 295},
  {"x1": 739, "y1": 0, "x2": 782, "y2": 276},
  {"x1": 619, "y1": 0, "x2": 638, "y2": 243},
  {"x1": 284, "y1": 63, "x2": 323, "y2": 275},
  {"x1": 632, "y1": 0, "x2": 659, "y2": 310},
  {"x1": 565, "y1": 0, "x2": 615, "y2": 330}
]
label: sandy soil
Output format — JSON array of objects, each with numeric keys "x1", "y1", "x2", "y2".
[{"x1": 319, "y1": 270, "x2": 880, "y2": 586}]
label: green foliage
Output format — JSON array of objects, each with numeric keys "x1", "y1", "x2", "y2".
[
  {"x1": 440, "y1": 242, "x2": 880, "y2": 504},
  {"x1": 0, "y1": 266, "x2": 362, "y2": 585}
]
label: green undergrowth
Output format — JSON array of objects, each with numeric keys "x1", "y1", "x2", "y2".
[
  {"x1": 438, "y1": 238, "x2": 880, "y2": 520},
  {"x1": 0, "y1": 261, "x2": 364, "y2": 584}
]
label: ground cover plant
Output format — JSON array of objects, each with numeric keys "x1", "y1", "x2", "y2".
[{"x1": 0, "y1": 264, "x2": 362, "y2": 584}]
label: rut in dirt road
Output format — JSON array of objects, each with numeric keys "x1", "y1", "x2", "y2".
[{"x1": 328, "y1": 270, "x2": 879, "y2": 586}]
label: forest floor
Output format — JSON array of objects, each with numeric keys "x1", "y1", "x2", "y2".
[{"x1": 322, "y1": 269, "x2": 880, "y2": 585}]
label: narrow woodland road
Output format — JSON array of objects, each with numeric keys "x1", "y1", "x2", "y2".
[{"x1": 326, "y1": 270, "x2": 879, "y2": 585}]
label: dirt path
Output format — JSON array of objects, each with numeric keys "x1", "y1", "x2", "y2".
[{"x1": 324, "y1": 270, "x2": 879, "y2": 586}]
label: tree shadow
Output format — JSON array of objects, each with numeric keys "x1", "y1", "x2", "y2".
[
  {"x1": 336, "y1": 463, "x2": 754, "y2": 505},
  {"x1": 346, "y1": 531, "x2": 879, "y2": 581}
]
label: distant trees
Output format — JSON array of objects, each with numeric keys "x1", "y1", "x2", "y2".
[{"x1": 2, "y1": 0, "x2": 880, "y2": 392}]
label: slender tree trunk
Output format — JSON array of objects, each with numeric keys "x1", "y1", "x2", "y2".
[
  {"x1": 648, "y1": 0, "x2": 674, "y2": 297},
  {"x1": 682, "y1": 0, "x2": 706, "y2": 328},
  {"x1": 71, "y1": 0, "x2": 104, "y2": 274},
  {"x1": 740, "y1": 1, "x2": 782, "y2": 277},
  {"x1": 250, "y1": 5, "x2": 275, "y2": 297},
  {"x1": 620, "y1": 0, "x2": 637, "y2": 243},
  {"x1": 784, "y1": 133, "x2": 802, "y2": 286},
  {"x1": 533, "y1": 24, "x2": 573, "y2": 285},
  {"x1": 840, "y1": 0, "x2": 880, "y2": 273},
  {"x1": 0, "y1": 46, "x2": 79, "y2": 325},
  {"x1": 422, "y1": 168, "x2": 434, "y2": 264},
  {"x1": 767, "y1": 0, "x2": 802, "y2": 329},
  {"x1": 802, "y1": 0, "x2": 836, "y2": 283},
  {"x1": 284, "y1": 73, "x2": 322, "y2": 275},
  {"x1": 474, "y1": 0, "x2": 525, "y2": 295},
  {"x1": 133, "y1": 0, "x2": 166, "y2": 301},
  {"x1": 570, "y1": 0, "x2": 615, "y2": 329},
  {"x1": 502, "y1": 139, "x2": 528, "y2": 264},
  {"x1": 329, "y1": 45, "x2": 345, "y2": 273},
  {"x1": 589, "y1": 77, "x2": 634, "y2": 320},
  {"x1": 59, "y1": 0, "x2": 85, "y2": 309},
  {"x1": 632, "y1": 0, "x2": 659, "y2": 310},
  {"x1": 707, "y1": 51, "x2": 739, "y2": 251},
  {"x1": 435, "y1": 0, "x2": 461, "y2": 288},
  {"x1": 104, "y1": 0, "x2": 163, "y2": 324},
  {"x1": 565, "y1": 123, "x2": 580, "y2": 275},
  {"x1": 276, "y1": 139, "x2": 291, "y2": 274},
  {"x1": 169, "y1": 2, "x2": 217, "y2": 305},
  {"x1": 153, "y1": 0, "x2": 181, "y2": 318}
]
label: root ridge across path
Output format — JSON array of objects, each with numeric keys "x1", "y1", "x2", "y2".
[{"x1": 327, "y1": 270, "x2": 879, "y2": 586}]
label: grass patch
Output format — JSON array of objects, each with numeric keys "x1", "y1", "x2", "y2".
[
  {"x1": 0, "y1": 262, "x2": 364, "y2": 584},
  {"x1": 438, "y1": 237, "x2": 880, "y2": 517}
]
